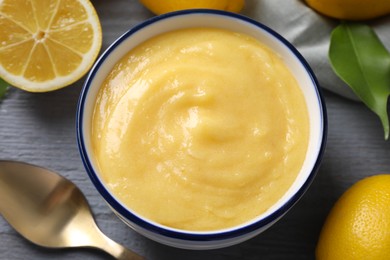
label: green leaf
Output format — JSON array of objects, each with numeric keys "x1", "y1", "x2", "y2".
[
  {"x1": 0, "y1": 78, "x2": 9, "y2": 100},
  {"x1": 329, "y1": 22, "x2": 390, "y2": 140}
]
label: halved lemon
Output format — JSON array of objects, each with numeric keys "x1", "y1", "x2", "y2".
[{"x1": 0, "y1": 0, "x2": 102, "y2": 92}]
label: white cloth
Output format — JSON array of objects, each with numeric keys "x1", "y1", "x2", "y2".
[{"x1": 244, "y1": 0, "x2": 390, "y2": 100}]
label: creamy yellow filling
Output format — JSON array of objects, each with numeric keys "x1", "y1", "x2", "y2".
[{"x1": 92, "y1": 28, "x2": 309, "y2": 231}]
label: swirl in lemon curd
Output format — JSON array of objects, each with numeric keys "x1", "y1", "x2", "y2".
[{"x1": 91, "y1": 28, "x2": 309, "y2": 231}]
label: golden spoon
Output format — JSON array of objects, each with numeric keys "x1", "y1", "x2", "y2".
[{"x1": 0, "y1": 160, "x2": 144, "y2": 260}]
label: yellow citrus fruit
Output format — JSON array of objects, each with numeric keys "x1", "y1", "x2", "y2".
[
  {"x1": 316, "y1": 174, "x2": 390, "y2": 260},
  {"x1": 305, "y1": 0, "x2": 390, "y2": 20},
  {"x1": 139, "y1": 0, "x2": 244, "y2": 15},
  {"x1": 0, "y1": 0, "x2": 102, "y2": 92}
]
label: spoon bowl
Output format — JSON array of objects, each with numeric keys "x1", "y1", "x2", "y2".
[{"x1": 0, "y1": 160, "x2": 143, "y2": 260}]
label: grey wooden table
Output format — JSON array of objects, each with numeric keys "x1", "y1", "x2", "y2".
[{"x1": 1, "y1": 1, "x2": 389, "y2": 259}]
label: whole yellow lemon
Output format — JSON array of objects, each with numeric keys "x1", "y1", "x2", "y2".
[
  {"x1": 305, "y1": 0, "x2": 390, "y2": 20},
  {"x1": 139, "y1": 0, "x2": 244, "y2": 15},
  {"x1": 316, "y1": 174, "x2": 390, "y2": 260}
]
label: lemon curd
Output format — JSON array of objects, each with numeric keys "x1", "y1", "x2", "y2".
[{"x1": 91, "y1": 28, "x2": 309, "y2": 231}]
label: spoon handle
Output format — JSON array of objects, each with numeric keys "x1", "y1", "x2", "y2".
[
  {"x1": 93, "y1": 228, "x2": 144, "y2": 260},
  {"x1": 116, "y1": 246, "x2": 145, "y2": 260}
]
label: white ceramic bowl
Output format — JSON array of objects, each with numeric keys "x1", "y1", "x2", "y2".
[{"x1": 76, "y1": 10, "x2": 327, "y2": 250}]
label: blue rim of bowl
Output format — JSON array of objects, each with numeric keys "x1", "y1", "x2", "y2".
[{"x1": 76, "y1": 9, "x2": 328, "y2": 242}]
